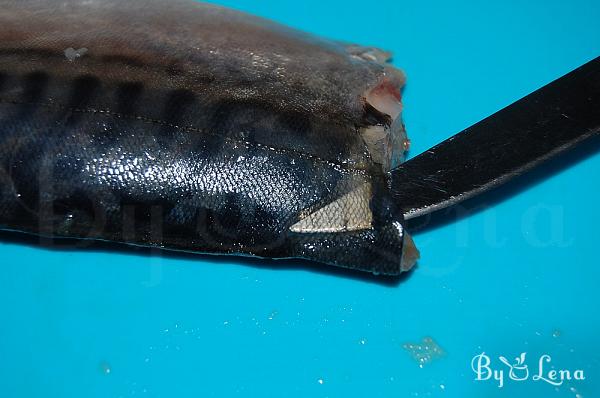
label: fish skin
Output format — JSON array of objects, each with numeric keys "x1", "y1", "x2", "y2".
[{"x1": 0, "y1": 0, "x2": 412, "y2": 275}]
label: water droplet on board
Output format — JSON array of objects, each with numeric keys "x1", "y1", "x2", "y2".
[
  {"x1": 570, "y1": 386, "x2": 583, "y2": 398},
  {"x1": 402, "y1": 337, "x2": 445, "y2": 368},
  {"x1": 99, "y1": 361, "x2": 112, "y2": 375},
  {"x1": 553, "y1": 329, "x2": 562, "y2": 338}
]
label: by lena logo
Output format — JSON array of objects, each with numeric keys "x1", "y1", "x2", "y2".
[{"x1": 471, "y1": 352, "x2": 585, "y2": 388}]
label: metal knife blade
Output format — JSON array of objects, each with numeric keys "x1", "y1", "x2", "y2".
[{"x1": 391, "y1": 56, "x2": 600, "y2": 220}]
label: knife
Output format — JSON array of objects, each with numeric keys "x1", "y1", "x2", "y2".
[{"x1": 391, "y1": 56, "x2": 600, "y2": 221}]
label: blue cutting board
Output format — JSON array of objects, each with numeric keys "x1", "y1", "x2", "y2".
[{"x1": 1, "y1": 0, "x2": 599, "y2": 397}]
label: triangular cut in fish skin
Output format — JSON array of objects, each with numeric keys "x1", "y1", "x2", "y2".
[{"x1": 290, "y1": 183, "x2": 373, "y2": 233}]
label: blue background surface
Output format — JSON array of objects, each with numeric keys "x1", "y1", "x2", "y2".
[{"x1": 1, "y1": 0, "x2": 599, "y2": 397}]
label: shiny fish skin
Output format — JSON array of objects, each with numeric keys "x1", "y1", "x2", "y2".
[{"x1": 0, "y1": 0, "x2": 416, "y2": 275}]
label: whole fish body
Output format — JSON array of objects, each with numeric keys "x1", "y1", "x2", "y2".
[{"x1": 0, "y1": 0, "x2": 418, "y2": 275}]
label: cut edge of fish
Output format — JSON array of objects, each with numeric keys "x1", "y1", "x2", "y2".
[
  {"x1": 361, "y1": 69, "x2": 409, "y2": 172},
  {"x1": 401, "y1": 233, "x2": 420, "y2": 272}
]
